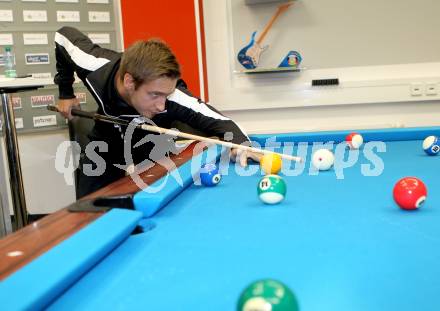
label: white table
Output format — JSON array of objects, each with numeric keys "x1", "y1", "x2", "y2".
[{"x1": 0, "y1": 77, "x2": 53, "y2": 232}]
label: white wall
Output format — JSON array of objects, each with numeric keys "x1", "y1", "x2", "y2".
[
  {"x1": 16, "y1": 131, "x2": 75, "y2": 215},
  {"x1": 0, "y1": 130, "x2": 75, "y2": 217},
  {"x1": 203, "y1": 0, "x2": 440, "y2": 134},
  {"x1": 223, "y1": 100, "x2": 440, "y2": 134},
  {"x1": 230, "y1": 0, "x2": 440, "y2": 70}
]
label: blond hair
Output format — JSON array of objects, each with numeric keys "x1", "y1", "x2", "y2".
[{"x1": 120, "y1": 39, "x2": 181, "y2": 88}]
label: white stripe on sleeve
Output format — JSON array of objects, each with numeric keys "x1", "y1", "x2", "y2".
[
  {"x1": 168, "y1": 89, "x2": 250, "y2": 140},
  {"x1": 168, "y1": 89, "x2": 230, "y2": 121},
  {"x1": 55, "y1": 32, "x2": 110, "y2": 71}
]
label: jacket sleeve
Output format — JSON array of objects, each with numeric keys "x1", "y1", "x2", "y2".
[
  {"x1": 166, "y1": 84, "x2": 250, "y2": 145},
  {"x1": 53, "y1": 26, "x2": 116, "y2": 99}
]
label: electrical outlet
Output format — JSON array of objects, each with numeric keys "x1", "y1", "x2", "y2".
[
  {"x1": 23, "y1": 10, "x2": 47, "y2": 22},
  {"x1": 0, "y1": 10, "x2": 13, "y2": 22},
  {"x1": 89, "y1": 11, "x2": 111, "y2": 23},
  {"x1": 57, "y1": 11, "x2": 80, "y2": 22},
  {"x1": 410, "y1": 83, "x2": 423, "y2": 96},
  {"x1": 425, "y1": 83, "x2": 438, "y2": 96}
]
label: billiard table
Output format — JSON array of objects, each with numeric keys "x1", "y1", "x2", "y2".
[{"x1": 1, "y1": 127, "x2": 440, "y2": 310}]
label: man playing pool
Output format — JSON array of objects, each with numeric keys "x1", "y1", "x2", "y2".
[{"x1": 54, "y1": 27, "x2": 260, "y2": 197}]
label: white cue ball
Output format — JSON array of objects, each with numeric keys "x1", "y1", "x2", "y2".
[
  {"x1": 348, "y1": 134, "x2": 364, "y2": 149},
  {"x1": 312, "y1": 149, "x2": 335, "y2": 171}
]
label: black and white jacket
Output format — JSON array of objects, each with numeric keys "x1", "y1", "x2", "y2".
[{"x1": 54, "y1": 27, "x2": 249, "y2": 164}]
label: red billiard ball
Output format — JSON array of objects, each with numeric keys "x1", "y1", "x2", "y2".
[
  {"x1": 393, "y1": 177, "x2": 427, "y2": 210},
  {"x1": 346, "y1": 132, "x2": 363, "y2": 149}
]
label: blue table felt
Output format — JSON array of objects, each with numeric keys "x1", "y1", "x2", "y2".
[
  {"x1": 0, "y1": 208, "x2": 143, "y2": 310},
  {"x1": 3, "y1": 127, "x2": 440, "y2": 310}
]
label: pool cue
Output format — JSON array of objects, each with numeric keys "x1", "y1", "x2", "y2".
[{"x1": 47, "y1": 105, "x2": 302, "y2": 162}]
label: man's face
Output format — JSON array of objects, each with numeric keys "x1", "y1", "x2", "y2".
[{"x1": 125, "y1": 75, "x2": 177, "y2": 118}]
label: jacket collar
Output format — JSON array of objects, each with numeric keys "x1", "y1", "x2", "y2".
[{"x1": 85, "y1": 58, "x2": 140, "y2": 119}]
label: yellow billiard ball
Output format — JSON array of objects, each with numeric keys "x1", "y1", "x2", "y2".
[{"x1": 260, "y1": 153, "x2": 282, "y2": 175}]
